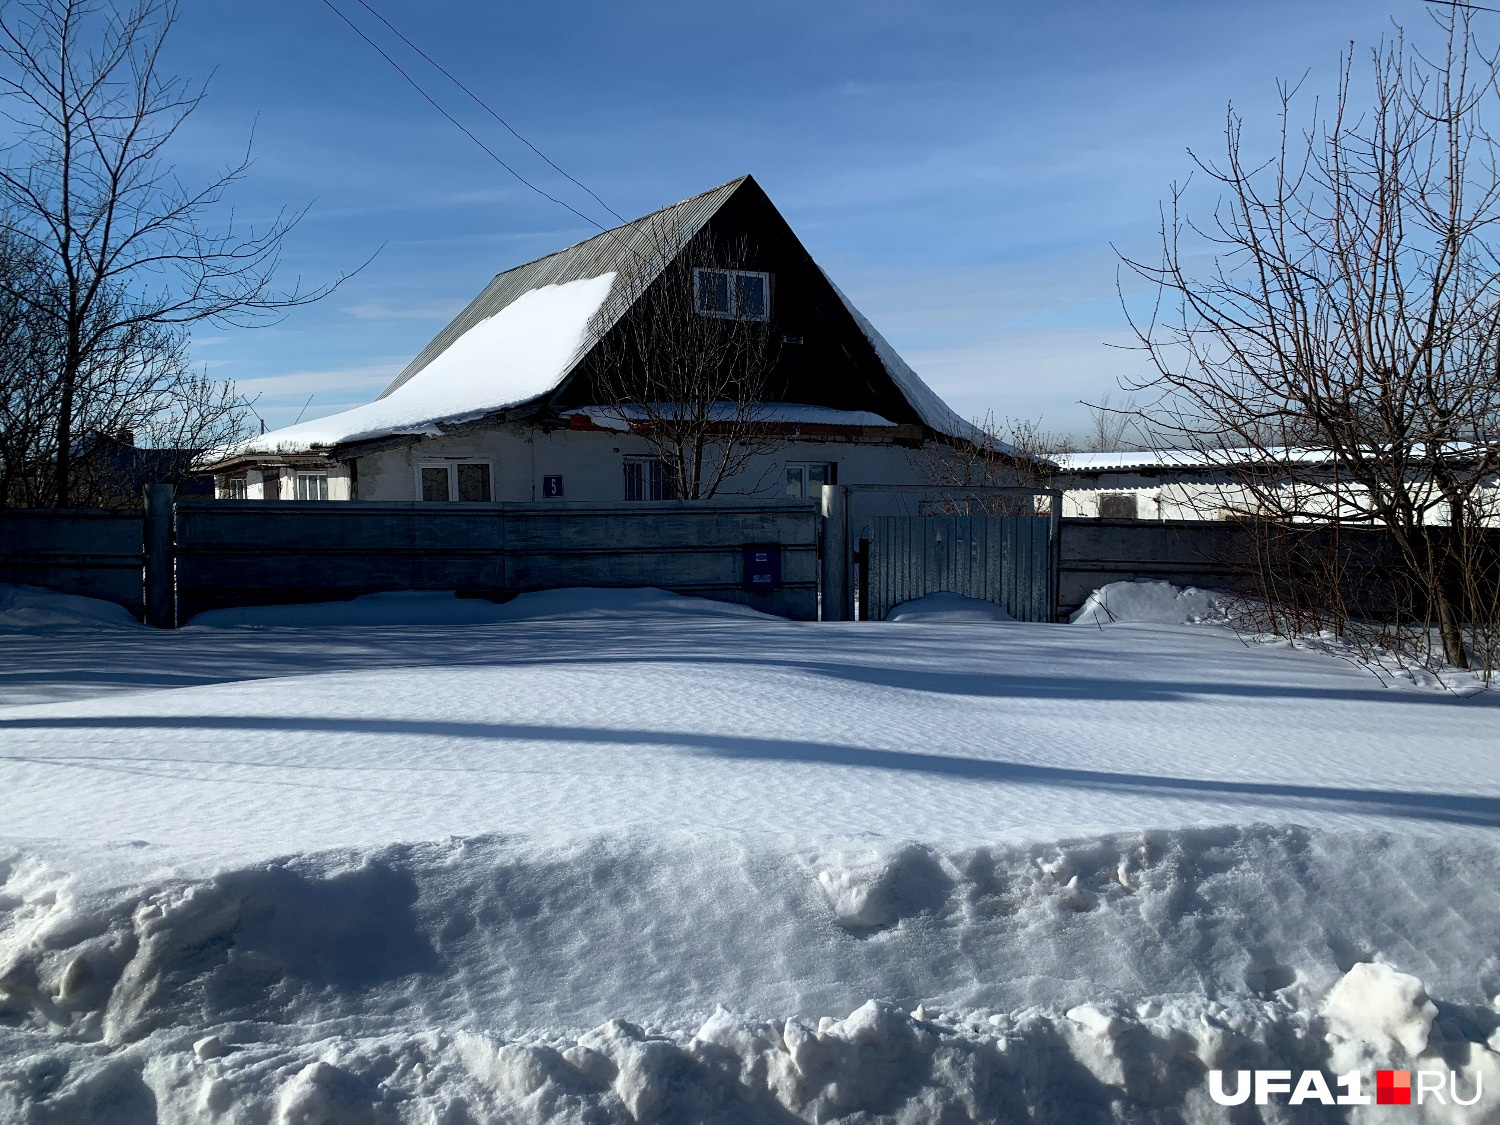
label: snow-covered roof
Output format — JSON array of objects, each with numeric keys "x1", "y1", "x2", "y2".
[
  {"x1": 228, "y1": 275, "x2": 617, "y2": 455},
  {"x1": 826, "y1": 277, "x2": 1000, "y2": 449},
  {"x1": 211, "y1": 176, "x2": 976, "y2": 464},
  {"x1": 1053, "y1": 448, "x2": 1336, "y2": 473}
]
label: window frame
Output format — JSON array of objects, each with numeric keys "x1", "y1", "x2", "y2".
[
  {"x1": 623, "y1": 455, "x2": 679, "y2": 502},
  {"x1": 415, "y1": 459, "x2": 495, "y2": 503},
  {"x1": 692, "y1": 267, "x2": 771, "y2": 322},
  {"x1": 785, "y1": 461, "x2": 837, "y2": 499},
  {"x1": 294, "y1": 472, "x2": 329, "y2": 501},
  {"x1": 1097, "y1": 492, "x2": 1139, "y2": 520}
]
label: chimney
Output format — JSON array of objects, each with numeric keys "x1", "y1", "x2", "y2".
[{"x1": 116, "y1": 428, "x2": 135, "y2": 447}]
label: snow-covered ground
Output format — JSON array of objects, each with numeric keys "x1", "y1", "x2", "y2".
[{"x1": 0, "y1": 583, "x2": 1497, "y2": 1123}]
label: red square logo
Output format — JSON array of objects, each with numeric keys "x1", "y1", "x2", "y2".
[{"x1": 1377, "y1": 1070, "x2": 1412, "y2": 1105}]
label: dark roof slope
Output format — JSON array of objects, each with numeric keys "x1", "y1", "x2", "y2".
[{"x1": 379, "y1": 177, "x2": 747, "y2": 400}]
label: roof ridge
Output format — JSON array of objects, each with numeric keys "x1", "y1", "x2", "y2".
[{"x1": 474, "y1": 175, "x2": 753, "y2": 284}]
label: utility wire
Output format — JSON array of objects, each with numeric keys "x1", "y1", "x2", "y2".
[
  {"x1": 319, "y1": 0, "x2": 618, "y2": 237},
  {"x1": 350, "y1": 0, "x2": 628, "y2": 226},
  {"x1": 1422, "y1": 0, "x2": 1500, "y2": 12}
]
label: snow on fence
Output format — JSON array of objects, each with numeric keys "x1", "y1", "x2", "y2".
[{"x1": 0, "y1": 507, "x2": 146, "y2": 617}]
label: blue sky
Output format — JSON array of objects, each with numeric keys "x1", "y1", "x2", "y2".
[{"x1": 165, "y1": 0, "x2": 1412, "y2": 437}]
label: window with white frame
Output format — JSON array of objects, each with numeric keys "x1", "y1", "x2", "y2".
[
  {"x1": 1097, "y1": 493, "x2": 1138, "y2": 519},
  {"x1": 785, "y1": 461, "x2": 836, "y2": 499},
  {"x1": 418, "y1": 461, "x2": 493, "y2": 502},
  {"x1": 294, "y1": 472, "x2": 329, "y2": 501},
  {"x1": 693, "y1": 268, "x2": 770, "y2": 321},
  {"x1": 220, "y1": 475, "x2": 248, "y2": 500},
  {"x1": 623, "y1": 456, "x2": 678, "y2": 501}
]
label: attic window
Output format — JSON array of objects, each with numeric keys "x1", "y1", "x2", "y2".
[{"x1": 693, "y1": 268, "x2": 770, "y2": 321}]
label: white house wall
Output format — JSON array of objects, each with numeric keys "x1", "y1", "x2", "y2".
[
  {"x1": 1058, "y1": 471, "x2": 1500, "y2": 525},
  {"x1": 348, "y1": 424, "x2": 953, "y2": 503}
]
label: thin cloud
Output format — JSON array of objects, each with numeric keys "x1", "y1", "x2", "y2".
[
  {"x1": 235, "y1": 362, "x2": 404, "y2": 398},
  {"x1": 342, "y1": 300, "x2": 465, "y2": 322}
]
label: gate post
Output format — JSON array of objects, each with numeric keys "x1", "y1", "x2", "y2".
[
  {"x1": 143, "y1": 483, "x2": 176, "y2": 628},
  {"x1": 820, "y1": 484, "x2": 850, "y2": 621}
]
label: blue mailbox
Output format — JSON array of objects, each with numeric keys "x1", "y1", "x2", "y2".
[{"x1": 742, "y1": 545, "x2": 782, "y2": 592}]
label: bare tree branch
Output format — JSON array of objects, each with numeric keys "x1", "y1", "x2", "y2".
[
  {"x1": 1120, "y1": 10, "x2": 1500, "y2": 673},
  {"x1": 0, "y1": 0, "x2": 347, "y2": 504}
]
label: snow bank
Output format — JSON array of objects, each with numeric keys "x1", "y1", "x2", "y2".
[
  {"x1": 1071, "y1": 579, "x2": 1230, "y2": 627},
  {"x1": 0, "y1": 584, "x2": 138, "y2": 632},
  {"x1": 887, "y1": 592, "x2": 1016, "y2": 623},
  {"x1": 4, "y1": 591, "x2": 1498, "y2": 1119},
  {"x1": 486, "y1": 586, "x2": 776, "y2": 623},
  {"x1": 13, "y1": 982, "x2": 1496, "y2": 1124},
  {"x1": 186, "y1": 587, "x2": 773, "y2": 628},
  {"x1": 187, "y1": 590, "x2": 513, "y2": 628},
  {"x1": 3, "y1": 827, "x2": 1498, "y2": 1123}
]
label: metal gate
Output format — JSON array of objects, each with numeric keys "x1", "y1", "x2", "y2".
[{"x1": 865, "y1": 514, "x2": 1056, "y2": 621}]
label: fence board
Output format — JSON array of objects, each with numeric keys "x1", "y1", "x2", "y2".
[
  {"x1": 172, "y1": 498, "x2": 819, "y2": 622},
  {"x1": 868, "y1": 514, "x2": 1054, "y2": 621},
  {"x1": 0, "y1": 508, "x2": 145, "y2": 616}
]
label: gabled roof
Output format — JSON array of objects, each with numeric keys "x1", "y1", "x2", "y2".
[
  {"x1": 381, "y1": 177, "x2": 745, "y2": 401},
  {"x1": 216, "y1": 175, "x2": 980, "y2": 461}
]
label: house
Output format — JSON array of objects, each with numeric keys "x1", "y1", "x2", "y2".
[
  {"x1": 7, "y1": 429, "x2": 214, "y2": 508},
  {"x1": 73, "y1": 430, "x2": 215, "y2": 503},
  {"x1": 1053, "y1": 448, "x2": 1500, "y2": 525},
  {"x1": 203, "y1": 176, "x2": 1005, "y2": 503},
  {"x1": 1052, "y1": 449, "x2": 1290, "y2": 521}
]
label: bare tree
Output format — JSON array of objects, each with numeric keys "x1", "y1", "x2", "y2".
[
  {"x1": 910, "y1": 411, "x2": 1065, "y2": 514},
  {"x1": 1081, "y1": 392, "x2": 1136, "y2": 453},
  {"x1": 587, "y1": 216, "x2": 780, "y2": 500},
  {"x1": 0, "y1": 226, "x2": 60, "y2": 507},
  {"x1": 0, "y1": 0, "x2": 332, "y2": 506},
  {"x1": 1121, "y1": 12, "x2": 1500, "y2": 673}
]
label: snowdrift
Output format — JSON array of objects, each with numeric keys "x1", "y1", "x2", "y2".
[
  {"x1": 186, "y1": 587, "x2": 775, "y2": 628},
  {"x1": 2, "y1": 827, "x2": 1499, "y2": 1123},
  {"x1": 3, "y1": 583, "x2": 1498, "y2": 1121},
  {"x1": 0, "y1": 585, "x2": 139, "y2": 633},
  {"x1": 887, "y1": 593, "x2": 1016, "y2": 623},
  {"x1": 1071, "y1": 579, "x2": 1231, "y2": 628}
]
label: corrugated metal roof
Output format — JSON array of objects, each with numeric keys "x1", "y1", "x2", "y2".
[
  {"x1": 378, "y1": 176, "x2": 749, "y2": 400},
  {"x1": 1053, "y1": 448, "x2": 1343, "y2": 472}
]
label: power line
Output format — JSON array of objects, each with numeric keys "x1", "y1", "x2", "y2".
[
  {"x1": 318, "y1": 0, "x2": 617, "y2": 237},
  {"x1": 1422, "y1": 0, "x2": 1500, "y2": 13},
  {"x1": 350, "y1": 0, "x2": 628, "y2": 226}
]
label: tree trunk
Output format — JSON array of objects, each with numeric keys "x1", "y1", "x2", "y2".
[
  {"x1": 53, "y1": 352, "x2": 78, "y2": 507},
  {"x1": 1435, "y1": 587, "x2": 1470, "y2": 669}
]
